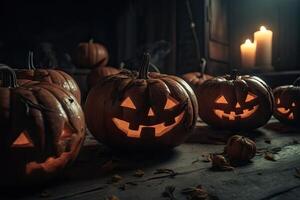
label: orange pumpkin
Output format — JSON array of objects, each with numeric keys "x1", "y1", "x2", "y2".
[
  {"x1": 85, "y1": 53, "x2": 198, "y2": 150},
  {"x1": 74, "y1": 39, "x2": 109, "y2": 68},
  {"x1": 225, "y1": 135, "x2": 256, "y2": 162},
  {"x1": 197, "y1": 70, "x2": 274, "y2": 130},
  {"x1": 273, "y1": 77, "x2": 300, "y2": 126},
  {"x1": 182, "y1": 59, "x2": 213, "y2": 88}
]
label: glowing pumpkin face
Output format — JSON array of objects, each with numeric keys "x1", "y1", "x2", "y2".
[
  {"x1": 273, "y1": 81, "x2": 300, "y2": 126},
  {"x1": 196, "y1": 72, "x2": 274, "y2": 130},
  {"x1": 112, "y1": 96, "x2": 185, "y2": 138},
  {"x1": 213, "y1": 92, "x2": 259, "y2": 121},
  {"x1": 275, "y1": 98, "x2": 296, "y2": 120},
  {"x1": 85, "y1": 53, "x2": 198, "y2": 150},
  {"x1": 0, "y1": 65, "x2": 86, "y2": 186}
]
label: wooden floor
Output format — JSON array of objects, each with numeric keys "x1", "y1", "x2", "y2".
[{"x1": 2, "y1": 118, "x2": 300, "y2": 200}]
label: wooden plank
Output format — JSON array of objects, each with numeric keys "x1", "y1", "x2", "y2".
[{"x1": 3, "y1": 118, "x2": 300, "y2": 200}]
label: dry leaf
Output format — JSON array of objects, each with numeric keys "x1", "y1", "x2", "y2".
[
  {"x1": 134, "y1": 169, "x2": 145, "y2": 177},
  {"x1": 110, "y1": 174, "x2": 123, "y2": 183},
  {"x1": 210, "y1": 154, "x2": 234, "y2": 171},
  {"x1": 202, "y1": 155, "x2": 212, "y2": 163},
  {"x1": 264, "y1": 152, "x2": 276, "y2": 161},
  {"x1": 181, "y1": 185, "x2": 211, "y2": 200},
  {"x1": 126, "y1": 181, "x2": 138, "y2": 186},
  {"x1": 106, "y1": 195, "x2": 119, "y2": 200},
  {"x1": 162, "y1": 185, "x2": 177, "y2": 200},
  {"x1": 155, "y1": 168, "x2": 177, "y2": 176},
  {"x1": 270, "y1": 147, "x2": 282, "y2": 154}
]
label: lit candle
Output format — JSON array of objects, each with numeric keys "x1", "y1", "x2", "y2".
[
  {"x1": 240, "y1": 39, "x2": 256, "y2": 68},
  {"x1": 254, "y1": 26, "x2": 273, "y2": 70}
]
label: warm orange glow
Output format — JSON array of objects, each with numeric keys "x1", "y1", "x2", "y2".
[
  {"x1": 164, "y1": 97, "x2": 179, "y2": 110},
  {"x1": 11, "y1": 131, "x2": 34, "y2": 147},
  {"x1": 121, "y1": 97, "x2": 136, "y2": 109},
  {"x1": 277, "y1": 107, "x2": 290, "y2": 114},
  {"x1": 148, "y1": 108, "x2": 155, "y2": 116},
  {"x1": 215, "y1": 95, "x2": 228, "y2": 104},
  {"x1": 112, "y1": 112, "x2": 185, "y2": 138},
  {"x1": 277, "y1": 107, "x2": 294, "y2": 120},
  {"x1": 245, "y1": 92, "x2": 257, "y2": 102},
  {"x1": 276, "y1": 98, "x2": 280, "y2": 104},
  {"x1": 235, "y1": 102, "x2": 241, "y2": 108},
  {"x1": 214, "y1": 105, "x2": 259, "y2": 120},
  {"x1": 292, "y1": 102, "x2": 296, "y2": 107}
]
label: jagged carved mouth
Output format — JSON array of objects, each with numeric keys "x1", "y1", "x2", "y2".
[
  {"x1": 26, "y1": 152, "x2": 72, "y2": 174},
  {"x1": 277, "y1": 107, "x2": 294, "y2": 120},
  {"x1": 112, "y1": 112, "x2": 185, "y2": 138},
  {"x1": 214, "y1": 105, "x2": 259, "y2": 121}
]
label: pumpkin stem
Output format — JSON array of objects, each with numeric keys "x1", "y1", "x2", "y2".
[
  {"x1": 28, "y1": 51, "x2": 36, "y2": 70},
  {"x1": 0, "y1": 64, "x2": 18, "y2": 88},
  {"x1": 149, "y1": 63, "x2": 161, "y2": 73},
  {"x1": 293, "y1": 77, "x2": 300, "y2": 86},
  {"x1": 230, "y1": 69, "x2": 238, "y2": 80},
  {"x1": 200, "y1": 58, "x2": 207, "y2": 78},
  {"x1": 138, "y1": 53, "x2": 151, "y2": 79},
  {"x1": 89, "y1": 38, "x2": 94, "y2": 43}
]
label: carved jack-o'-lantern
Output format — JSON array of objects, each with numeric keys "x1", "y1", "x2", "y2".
[
  {"x1": 0, "y1": 65, "x2": 85, "y2": 186},
  {"x1": 85, "y1": 53, "x2": 198, "y2": 150},
  {"x1": 273, "y1": 77, "x2": 300, "y2": 126},
  {"x1": 196, "y1": 71, "x2": 274, "y2": 130}
]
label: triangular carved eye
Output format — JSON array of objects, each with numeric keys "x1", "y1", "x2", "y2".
[
  {"x1": 245, "y1": 92, "x2": 257, "y2": 102},
  {"x1": 11, "y1": 131, "x2": 34, "y2": 147},
  {"x1": 164, "y1": 96, "x2": 179, "y2": 110},
  {"x1": 215, "y1": 95, "x2": 228, "y2": 104},
  {"x1": 121, "y1": 97, "x2": 136, "y2": 109}
]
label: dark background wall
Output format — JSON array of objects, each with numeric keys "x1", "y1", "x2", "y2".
[{"x1": 0, "y1": 0, "x2": 299, "y2": 75}]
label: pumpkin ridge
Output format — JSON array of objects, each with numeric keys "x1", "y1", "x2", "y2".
[
  {"x1": 154, "y1": 75, "x2": 198, "y2": 128},
  {"x1": 29, "y1": 88, "x2": 57, "y2": 156},
  {"x1": 58, "y1": 70, "x2": 81, "y2": 100},
  {"x1": 31, "y1": 84, "x2": 81, "y2": 133}
]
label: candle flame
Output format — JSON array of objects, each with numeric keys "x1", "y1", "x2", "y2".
[
  {"x1": 245, "y1": 39, "x2": 252, "y2": 44},
  {"x1": 260, "y1": 26, "x2": 267, "y2": 31}
]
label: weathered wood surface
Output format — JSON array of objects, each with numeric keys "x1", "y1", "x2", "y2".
[{"x1": 2, "y1": 118, "x2": 300, "y2": 200}]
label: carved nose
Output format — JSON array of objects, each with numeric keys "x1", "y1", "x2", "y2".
[
  {"x1": 235, "y1": 102, "x2": 241, "y2": 108},
  {"x1": 148, "y1": 108, "x2": 155, "y2": 116}
]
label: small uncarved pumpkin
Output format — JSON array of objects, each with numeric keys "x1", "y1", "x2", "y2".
[
  {"x1": 196, "y1": 70, "x2": 274, "y2": 130},
  {"x1": 225, "y1": 135, "x2": 256, "y2": 162},
  {"x1": 0, "y1": 65, "x2": 85, "y2": 186},
  {"x1": 85, "y1": 53, "x2": 198, "y2": 150},
  {"x1": 74, "y1": 39, "x2": 109, "y2": 68},
  {"x1": 273, "y1": 77, "x2": 300, "y2": 126},
  {"x1": 15, "y1": 52, "x2": 81, "y2": 103},
  {"x1": 182, "y1": 59, "x2": 213, "y2": 88}
]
